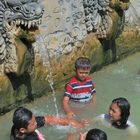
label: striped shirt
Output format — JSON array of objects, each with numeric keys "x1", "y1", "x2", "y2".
[{"x1": 64, "y1": 76, "x2": 96, "y2": 102}]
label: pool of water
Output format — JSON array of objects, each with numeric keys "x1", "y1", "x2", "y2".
[{"x1": 0, "y1": 52, "x2": 140, "y2": 140}]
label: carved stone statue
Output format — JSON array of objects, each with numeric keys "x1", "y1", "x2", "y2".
[
  {"x1": 83, "y1": 0, "x2": 130, "y2": 61},
  {"x1": 0, "y1": 0, "x2": 44, "y2": 76}
]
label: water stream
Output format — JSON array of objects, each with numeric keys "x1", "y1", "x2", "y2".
[
  {"x1": 0, "y1": 52, "x2": 140, "y2": 140},
  {"x1": 36, "y1": 34, "x2": 59, "y2": 117}
]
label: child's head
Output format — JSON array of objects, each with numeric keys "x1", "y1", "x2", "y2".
[
  {"x1": 108, "y1": 97, "x2": 130, "y2": 128},
  {"x1": 75, "y1": 57, "x2": 91, "y2": 81},
  {"x1": 75, "y1": 57, "x2": 91, "y2": 70},
  {"x1": 12, "y1": 107, "x2": 37, "y2": 134},
  {"x1": 86, "y1": 128, "x2": 107, "y2": 140}
]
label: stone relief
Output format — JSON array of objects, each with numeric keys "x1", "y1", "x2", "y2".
[
  {"x1": 0, "y1": 0, "x2": 138, "y2": 76},
  {"x1": 0, "y1": 0, "x2": 44, "y2": 76},
  {"x1": 37, "y1": 0, "x2": 130, "y2": 63},
  {"x1": 125, "y1": 0, "x2": 140, "y2": 27},
  {"x1": 83, "y1": 0, "x2": 130, "y2": 61}
]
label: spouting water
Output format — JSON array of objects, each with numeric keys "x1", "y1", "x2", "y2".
[{"x1": 35, "y1": 33, "x2": 59, "y2": 117}]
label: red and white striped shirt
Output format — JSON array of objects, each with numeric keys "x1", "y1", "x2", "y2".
[{"x1": 64, "y1": 76, "x2": 96, "y2": 102}]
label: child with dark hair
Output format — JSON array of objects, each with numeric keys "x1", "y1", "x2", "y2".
[
  {"x1": 10, "y1": 107, "x2": 88, "y2": 140},
  {"x1": 97, "y1": 97, "x2": 138, "y2": 134},
  {"x1": 79, "y1": 128, "x2": 107, "y2": 140},
  {"x1": 110, "y1": 97, "x2": 130, "y2": 128},
  {"x1": 63, "y1": 57, "x2": 96, "y2": 118}
]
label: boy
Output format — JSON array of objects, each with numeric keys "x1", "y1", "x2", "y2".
[
  {"x1": 10, "y1": 107, "x2": 88, "y2": 140},
  {"x1": 63, "y1": 57, "x2": 96, "y2": 118}
]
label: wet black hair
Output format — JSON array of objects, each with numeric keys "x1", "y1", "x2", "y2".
[
  {"x1": 112, "y1": 97, "x2": 130, "y2": 129},
  {"x1": 86, "y1": 128, "x2": 107, "y2": 140},
  {"x1": 75, "y1": 57, "x2": 91, "y2": 70},
  {"x1": 12, "y1": 107, "x2": 33, "y2": 130}
]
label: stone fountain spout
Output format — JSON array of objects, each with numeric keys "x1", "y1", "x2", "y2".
[{"x1": 0, "y1": 0, "x2": 44, "y2": 76}]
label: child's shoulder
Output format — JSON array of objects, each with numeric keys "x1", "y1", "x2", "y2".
[
  {"x1": 86, "y1": 76, "x2": 92, "y2": 80},
  {"x1": 67, "y1": 76, "x2": 78, "y2": 83},
  {"x1": 127, "y1": 120, "x2": 138, "y2": 134}
]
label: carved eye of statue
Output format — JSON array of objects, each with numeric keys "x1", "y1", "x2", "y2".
[{"x1": 14, "y1": 6, "x2": 21, "y2": 11}]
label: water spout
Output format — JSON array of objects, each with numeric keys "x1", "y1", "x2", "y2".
[{"x1": 35, "y1": 34, "x2": 59, "y2": 117}]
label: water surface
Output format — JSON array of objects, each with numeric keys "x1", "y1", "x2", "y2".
[{"x1": 0, "y1": 52, "x2": 140, "y2": 140}]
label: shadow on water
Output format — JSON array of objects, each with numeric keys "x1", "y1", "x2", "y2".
[{"x1": 7, "y1": 71, "x2": 34, "y2": 101}]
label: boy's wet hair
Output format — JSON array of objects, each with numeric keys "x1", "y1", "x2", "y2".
[
  {"x1": 12, "y1": 107, "x2": 32, "y2": 130},
  {"x1": 86, "y1": 128, "x2": 107, "y2": 140},
  {"x1": 75, "y1": 57, "x2": 91, "y2": 70},
  {"x1": 112, "y1": 97, "x2": 130, "y2": 129}
]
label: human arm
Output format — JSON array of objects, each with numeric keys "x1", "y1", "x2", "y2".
[
  {"x1": 44, "y1": 115, "x2": 88, "y2": 128},
  {"x1": 63, "y1": 96, "x2": 75, "y2": 118},
  {"x1": 79, "y1": 132, "x2": 87, "y2": 140},
  {"x1": 67, "y1": 133, "x2": 75, "y2": 140},
  {"x1": 90, "y1": 78, "x2": 96, "y2": 104},
  {"x1": 91, "y1": 94, "x2": 96, "y2": 105},
  {"x1": 63, "y1": 81, "x2": 75, "y2": 118},
  {"x1": 66, "y1": 131, "x2": 87, "y2": 140},
  {"x1": 87, "y1": 80, "x2": 96, "y2": 107}
]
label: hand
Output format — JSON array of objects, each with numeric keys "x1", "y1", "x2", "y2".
[
  {"x1": 79, "y1": 132, "x2": 87, "y2": 140},
  {"x1": 80, "y1": 119, "x2": 90, "y2": 127},
  {"x1": 69, "y1": 119, "x2": 89, "y2": 128}
]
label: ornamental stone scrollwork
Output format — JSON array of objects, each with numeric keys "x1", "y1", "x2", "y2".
[{"x1": 83, "y1": 0, "x2": 130, "y2": 38}]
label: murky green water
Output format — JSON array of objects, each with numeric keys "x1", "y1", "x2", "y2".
[{"x1": 0, "y1": 52, "x2": 140, "y2": 140}]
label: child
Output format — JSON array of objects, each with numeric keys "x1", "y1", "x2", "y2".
[
  {"x1": 79, "y1": 128, "x2": 107, "y2": 140},
  {"x1": 63, "y1": 57, "x2": 96, "y2": 118},
  {"x1": 97, "y1": 97, "x2": 138, "y2": 133},
  {"x1": 10, "y1": 107, "x2": 88, "y2": 140}
]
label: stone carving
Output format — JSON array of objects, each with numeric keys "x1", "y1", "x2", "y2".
[
  {"x1": 83, "y1": 0, "x2": 130, "y2": 37},
  {"x1": 0, "y1": 0, "x2": 44, "y2": 76},
  {"x1": 39, "y1": 0, "x2": 130, "y2": 62},
  {"x1": 125, "y1": 0, "x2": 140, "y2": 27},
  {"x1": 83, "y1": 0, "x2": 130, "y2": 61}
]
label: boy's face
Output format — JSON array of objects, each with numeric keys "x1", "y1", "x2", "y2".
[{"x1": 76, "y1": 68, "x2": 90, "y2": 81}]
